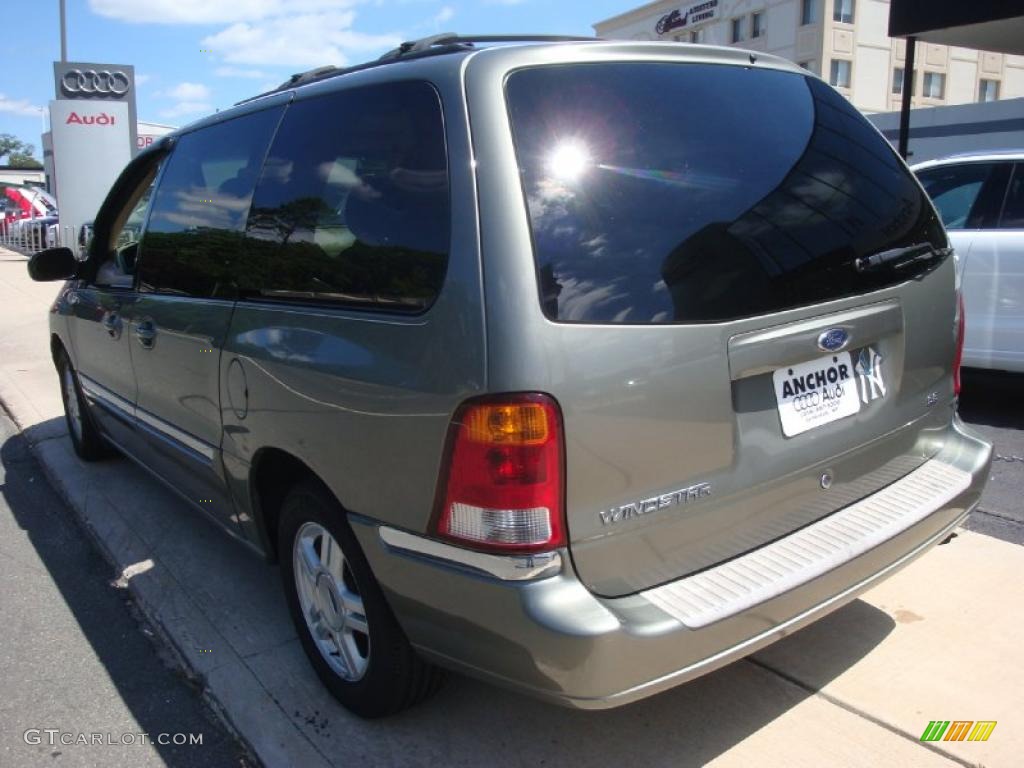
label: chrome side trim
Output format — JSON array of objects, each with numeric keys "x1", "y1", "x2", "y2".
[
  {"x1": 642, "y1": 458, "x2": 972, "y2": 629},
  {"x1": 78, "y1": 374, "x2": 134, "y2": 419},
  {"x1": 135, "y1": 406, "x2": 216, "y2": 461},
  {"x1": 77, "y1": 373, "x2": 215, "y2": 462},
  {"x1": 378, "y1": 527, "x2": 563, "y2": 581}
]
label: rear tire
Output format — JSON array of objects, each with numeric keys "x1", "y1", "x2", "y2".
[
  {"x1": 56, "y1": 350, "x2": 111, "y2": 461},
  {"x1": 279, "y1": 478, "x2": 443, "y2": 718}
]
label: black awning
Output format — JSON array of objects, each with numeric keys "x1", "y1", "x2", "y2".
[{"x1": 889, "y1": 0, "x2": 1024, "y2": 54}]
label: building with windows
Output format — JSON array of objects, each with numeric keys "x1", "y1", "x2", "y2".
[{"x1": 593, "y1": 0, "x2": 1024, "y2": 113}]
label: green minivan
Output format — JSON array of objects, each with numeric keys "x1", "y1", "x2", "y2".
[{"x1": 30, "y1": 35, "x2": 991, "y2": 718}]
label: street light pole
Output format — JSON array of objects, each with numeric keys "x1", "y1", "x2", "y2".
[{"x1": 59, "y1": 0, "x2": 67, "y2": 61}]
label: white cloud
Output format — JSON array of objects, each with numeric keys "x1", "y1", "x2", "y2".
[
  {"x1": 202, "y1": 11, "x2": 400, "y2": 68},
  {"x1": 88, "y1": 0, "x2": 358, "y2": 24},
  {"x1": 158, "y1": 82, "x2": 214, "y2": 118},
  {"x1": 0, "y1": 94, "x2": 43, "y2": 118},
  {"x1": 134, "y1": 73, "x2": 152, "y2": 86},
  {"x1": 160, "y1": 101, "x2": 214, "y2": 119},
  {"x1": 433, "y1": 5, "x2": 454, "y2": 26},
  {"x1": 215, "y1": 66, "x2": 270, "y2": 79},
  {"x1": 165, "y1": 82, "x2": 212, "y2": 101}
]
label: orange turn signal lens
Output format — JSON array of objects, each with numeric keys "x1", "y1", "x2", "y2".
[{"x1": 464, "y1": 403, "x2": 550, "y2": 445}]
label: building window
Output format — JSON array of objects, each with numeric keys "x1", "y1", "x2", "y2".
[
  {"x1": 689, "y1": 28, "x2": 705, "y2": 43},
  {"x1": 833, "y1": 0, "x2": 854, "y2": 24},
  {"x1": 731, "y1": 17, "x2": 744, "y2": 43},
  {"x1": 923, "y1": 71, "x2": 945, "y2": 99},
  {"x1": 892, "y1": 67, "x2": 915, "y2": 95},
  {"x1": 801, "y1": 0, "x2": 817, "y2": 25},
  {"x1": 829, "y1": 59, "x2": 851, "y2": 88},
  {"x1": 978, "y1": 79, "x2": 1000, "y2": 102},
  {"x1": 752, "y1": 12, "x2": 765, "y2": 38}
]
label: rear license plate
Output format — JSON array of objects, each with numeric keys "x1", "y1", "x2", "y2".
[{"x1": 772, "y1": 353, "x2": 860, "y2": 437}]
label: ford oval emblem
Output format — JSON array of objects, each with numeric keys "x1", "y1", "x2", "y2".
[{"x1": 817, "y1": 328, "x2": 849, "y2": 352}]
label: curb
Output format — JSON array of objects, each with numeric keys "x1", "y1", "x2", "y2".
[{"x1": 0, "y1": 368, "x2": 330, "y2": 768}]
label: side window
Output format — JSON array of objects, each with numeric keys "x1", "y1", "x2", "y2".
[
  {"x1": 93, "y1": 174, "x2": 158, "y2": 288},
  {"x1": 137, "y1": 107, "x2": 283, "y2": 298},
  {"x1": 238, "y1": 81, "x2": 449, "y2": 312},
  {"x1": 999, "y1": 164, "x2": 1024, "y2": 229},
  {"x1": 916, "y1": 162, "x2": 1008, "y2": 230}
]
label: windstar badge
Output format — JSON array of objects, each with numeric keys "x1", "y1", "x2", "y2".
[{"x1": 598, "y1": 482, "x2": 712, "y2": 526}]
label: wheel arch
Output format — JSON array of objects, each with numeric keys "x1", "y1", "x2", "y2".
[
  {"x1": 50, "y1": 332, "x2": 67, "y2": 367},
  {"x1": 248, "y1": 447, "x2": 332, "y2": 563}
]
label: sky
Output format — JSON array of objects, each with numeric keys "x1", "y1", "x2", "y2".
[{"x1": 2, "y1": 0, "x2": 634, "y2": 160}]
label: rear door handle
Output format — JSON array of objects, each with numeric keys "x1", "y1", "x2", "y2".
[{"x1": 134, "y1": 320, "x2": 156, "y2": 349}]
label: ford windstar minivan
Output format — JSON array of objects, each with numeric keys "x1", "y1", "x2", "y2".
[{"x1": 29, "y1": 35, "x2": 992, "y2": 718}]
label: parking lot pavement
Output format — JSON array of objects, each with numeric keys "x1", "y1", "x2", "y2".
[
  {"x1": 0, "y1": 409, "x2": 250, "y2": 768},
  {"x1": 957, "y1": 369, "x2": 1024, "y2": 544},
  {"x1": 0, "y1": 247, "x2": 1020, "y2": 767}
]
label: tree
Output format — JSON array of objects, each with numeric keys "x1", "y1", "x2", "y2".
[{"x1": 0, "y1": 134, "x2": 43, "y2": 169}]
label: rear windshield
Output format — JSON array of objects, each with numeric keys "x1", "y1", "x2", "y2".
[{"x1": 505, "y1": 63, "x2": 946, "y2": 324}]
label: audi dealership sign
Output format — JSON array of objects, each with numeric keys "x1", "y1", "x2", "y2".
[
  {"x1": 49, "y1": 61, "x2": 138, "y2": 247},
  {"x1": 52, "y1": 61, "x2": 138, "y2": 153}
]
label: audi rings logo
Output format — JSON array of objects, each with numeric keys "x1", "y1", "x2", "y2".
[{"x1": 60, "y1": 69, "x2": 130, "y2": 96}]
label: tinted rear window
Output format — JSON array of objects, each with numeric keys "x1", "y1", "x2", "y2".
[{"x1": 505, "y1": 63, "x2": 945, "y2": 324}]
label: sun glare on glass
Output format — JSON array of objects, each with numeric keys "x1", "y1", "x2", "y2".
[{"x1": 546, "y1": 141, "x2": 591, "y2": 182}]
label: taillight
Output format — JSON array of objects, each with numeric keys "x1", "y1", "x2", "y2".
[
  {"x1": 953, "y1": 291, "x2": 965, "y2": 397},
  {"x1": 433, "y1": 393, "x2": 565, "y2": 553}
]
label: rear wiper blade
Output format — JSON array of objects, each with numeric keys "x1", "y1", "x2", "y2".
[{"x1": 854, "y1": 243, "x2": 951, "y2": 273}]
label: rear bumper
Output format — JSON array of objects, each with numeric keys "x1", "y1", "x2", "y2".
[{"x1": 352, "y1": 416, "x2": 991, "y2": 709}]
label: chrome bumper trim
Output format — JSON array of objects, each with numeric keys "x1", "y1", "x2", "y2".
[{"x1": 378, "y1": 526, "x2": 563, "y2": 581}]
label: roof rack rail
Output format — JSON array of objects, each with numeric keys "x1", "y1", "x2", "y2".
[
  {"x1": 237, "y1": 33, "x2": 601, "y2": 105},
  {"x1": 378, "y1": 33, "x2": 600, "y2": 60}
]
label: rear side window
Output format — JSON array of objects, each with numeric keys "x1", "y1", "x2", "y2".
[
  {"x1": 237, "y1": 81, "x2": 449, "y2": 312},
  {"x1": 999, "y1": 164, "x2": 1024, "y2": 229},
  {"x1": 506, "y1": 63, "x2": 945, "y2": 324},
  {"x1": 138, "y1": 107, "x2": 284, "y2": 297},
  {"x1": 915, "y1": 161, "x2": 1010, "y2": 231}
]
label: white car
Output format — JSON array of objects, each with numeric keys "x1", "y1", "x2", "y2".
[{"x1": 914, "y1": 151, "x2": 1024, "y2": 373}]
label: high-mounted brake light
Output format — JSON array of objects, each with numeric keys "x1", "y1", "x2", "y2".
[
  {"x1": 953, "y1": 291, "x2": 965, "y2": 397},
  {"x1": 433, "y1": 394, "x2": 565, "y2": 553}
]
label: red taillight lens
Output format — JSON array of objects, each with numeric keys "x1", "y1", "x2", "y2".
[
  {"x1": 953, "y1": 291, "x2": 965, "y2": 397},
  {"x1": 433, "y1": 394, "x2": 565, "y2": 553}
]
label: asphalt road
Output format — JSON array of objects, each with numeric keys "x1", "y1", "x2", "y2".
[
  {"x1": 0, "y1": 410, "x2": 251, "y2": 768},
  {"x1": 957, "y1": 368, "x2": 1024, "y2": 545}
]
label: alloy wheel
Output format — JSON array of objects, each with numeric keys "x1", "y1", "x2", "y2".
[{"x1": 292, "y1": 521, "x2": 371, "y2": 681}]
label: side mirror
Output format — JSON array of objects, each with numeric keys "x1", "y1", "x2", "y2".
[{"x1": 27, "y1": 247, "x2": 77, "y2": 282}]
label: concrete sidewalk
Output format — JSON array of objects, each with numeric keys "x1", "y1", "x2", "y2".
[{"x1": 0, "y1": 247, "x2": 1019, "y2": 767}]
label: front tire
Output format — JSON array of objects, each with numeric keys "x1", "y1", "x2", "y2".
[
  {"x1": 279, "y1": 479, "x2": 443, "y2": 718},
  {"x1": 57, "y1": 350, "x2": 111, "y2": 461}
]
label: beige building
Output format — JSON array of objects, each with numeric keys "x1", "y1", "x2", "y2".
[{"x1": 593, "y1": 0, "x2": 1024, "y2": 113}]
